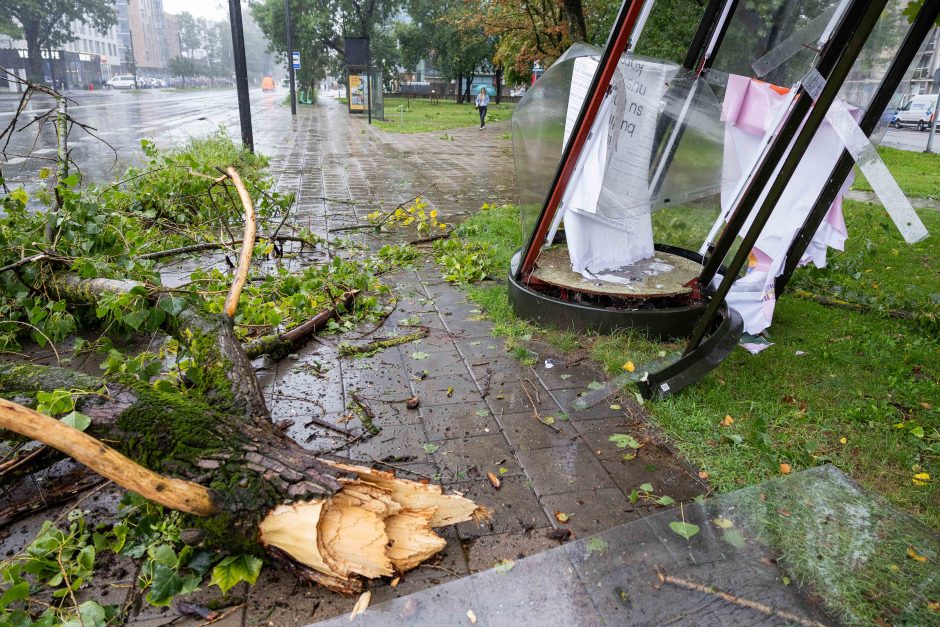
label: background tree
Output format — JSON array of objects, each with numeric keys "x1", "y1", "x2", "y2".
[
  {"x1": 216, "y1": 20, "x2": 236, "y2": 72},
  {"x1": 249, "y1": 0, "x2": 400, "y2": 89},
  {"x1": 398, "y1": 0, "x2": 494, "y2": 102},
  {"x1": 462, "y1": 0, "x2": 707, "y2": 85},
  {"x1": 5, "y1": 0, "x2": 116, "y2": 82},
  {"x1": 177, "y1": 12, "x2": 202, "y2": 60},
  {"x1": 167, "y1": 55, "x2": 197, "y2": 86}
]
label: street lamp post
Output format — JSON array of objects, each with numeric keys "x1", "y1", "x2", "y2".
[
  {"x1": 285, "y1": 0, "x2": 297, "y2": 116},
  {"x1": 229, "y1": 0, "x2": 254, "y2": 152}
]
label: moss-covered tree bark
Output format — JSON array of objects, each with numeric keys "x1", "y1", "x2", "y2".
[{"x1": 0, "y1": 275, "x2": 481, "y2": 595}]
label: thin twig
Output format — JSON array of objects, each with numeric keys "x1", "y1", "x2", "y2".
[
  {"x1": 354, "y1": 300, "x2": 398, "y2": 339},
  {"x1": 5, "y1": 320, "x2": 61, "y2": 365},
  {"x1": 655, "y1": 567, "x2": 827, "y2": 627},
  {"x1": 0, "y1": 253, "x2": 47, "y2": 275},
  {"x1": 407, "y1": 230, "x2": 452, "y2": 246},
  {"x1": 327, "y1": 183, "x2": 438, "y2": 232},
  {"x1": 365, "y1": 455, "x2": 434, "y2": 480},
  {"x1": 522, "y1": 378, "x2": 560, "y2": 433}
]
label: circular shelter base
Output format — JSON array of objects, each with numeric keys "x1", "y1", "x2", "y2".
[{"x1": 509, "y1": 246, "x2": 710, "y2": 340}]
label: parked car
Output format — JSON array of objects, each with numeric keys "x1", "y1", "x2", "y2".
[
  {"x1": 892, "y1": 94, "x2": 937, "y2": 131},
  {"x1": 152, "y1": 78, "x2": 167, "y2": 88},
  {"x1": 106, "y1": 75, "x2": 137, "y2": 89}
]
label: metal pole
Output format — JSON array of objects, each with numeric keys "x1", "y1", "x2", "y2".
[
  {"x1": 649, "y1": 0, "x2": 739, "y2": 197},
  {"x1": 284, "y1": 0, "x2": 296, "y2": 116},
  {"x1": 515, "y1": 0, "x2": 649, "y2": 279},
  {"x1": 685, "y1": 0, "x2": 889, "y2": 353},
  {"x1": 926, "y1": 80, "x2": 940, "y2": 153},
  {"x1": 366, "y1": 38, "x2": 372, "y2": 125},
  {"x1": 699, "y1": 0, "x2": 872, "y2": 288},
  {"x1": 775, "y1": 0, "x2": 940, "y2": 295},
  {"x1": 229, "y1": 0, "x2": 254, "y2": 152}
]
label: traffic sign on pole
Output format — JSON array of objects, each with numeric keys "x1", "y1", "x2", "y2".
[{"x1": 292, "y1": 51, "x2": 301, "y2": 70}]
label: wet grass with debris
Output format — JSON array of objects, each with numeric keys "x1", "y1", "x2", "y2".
[
  {"x1": 441, "y1": 202, "x2": 939, "y2": 535},
  {"x1": 854, "y1": 146, "x2": 940, "y2": 199}
]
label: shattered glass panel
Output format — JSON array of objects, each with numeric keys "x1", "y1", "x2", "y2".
[
  {"x1": 315, "y1": 466, "x2": 940, "y2": 626},
  {"x1": 512, "y1": 50, "x2": 728, "y2": 258},
  {"x1": 839, "y1": 1, "x2": 923, "y2": 144},
  {"x1": 708, "y1": 0, "x2": 847, "y2": 88}
]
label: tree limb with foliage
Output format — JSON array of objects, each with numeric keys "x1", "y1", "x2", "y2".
[{"x1": 0, "y1": 80, "x2": 482, "y2": 622}]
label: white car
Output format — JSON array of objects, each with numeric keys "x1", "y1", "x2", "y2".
[
  {"x1": 892, "y1": 94, "x2": 938, "y2": 131},
  {"x1": 106, "y1": 75, "x2": 137, "y2": 89}
]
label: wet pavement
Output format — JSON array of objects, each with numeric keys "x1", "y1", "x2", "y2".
[
  {"x1": 0, "y1": 87, "x2": 289, "y2": 189},
  {"x1": 880, "y1": 125, "x2": 940, "y2": 152},
  {"x1": 230, "y1": 96, "x2": 706, "y2": 625},
  {"x1": 319, "y1": 465, "x2": 940, "y2": 627},
  {"x1": 1, "y1": 95, "x2": 707, "y2": 625}
]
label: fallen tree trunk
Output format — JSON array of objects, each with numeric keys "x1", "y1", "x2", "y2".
[
  {"x1": 47, "y1": 273, "x2": 268, "y2": 417},
  {"x1": 0, "y1": 364, "x2": 482, "y2": 594},
  {"x1": 0, "y1": 170, "x2": 483, "y2": 595}
]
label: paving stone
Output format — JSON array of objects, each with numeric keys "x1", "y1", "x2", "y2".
[
  {"x1": 496, "y1": 410, "x2": 581, "y2": 452},
  {"x1": 535, "y1": 361, "x2": 607, "y2": 391},
  {"x1": 411, "y1": 373, "x2": 479, "y2": 406},
  {"x1": 403, "y1": 351, "x2": 472, "y2": 381},
  {"x1": 422, "y1": 403, "x2": 500, "y2": 441},
  {"x1": 343, "y1": 365, "x2": 413, "y2": 397},
  {"x1": 346, "y1": 422, "x2": 430, "y2": 461},
  {"x1": 485, "y1": 377, "x2": 562, "y2": 416},
  {"x1": 515, "y1": 443, "x2": 618, "y2": 498},
  {"x1": 549, "y1": 387, "x2": 635, "y2": 420},
  {"x1": 573, "y1": 419, "x2": 705, "y2": 501},
  {"x1": 245, "y1": 565, "x2": 354, "y2": 625},
  {"x1": 452, "y1": 336, "x2": 510, "y2": 363},
  {"x1": 431, "y1": 434, "x2": 522, "y2": 482},
  {"x1": 448, "y1": 476, "x2": 551, "y2": 539},
  {"x1": 540, "y1": 488, "x2": 642, "y2": 536},
  {"x1": 439, "y1": 312, "x2": 498, "y2": 338},
  {"x1": 464, "y1": 530, "x2": 565, "y2": 573}
]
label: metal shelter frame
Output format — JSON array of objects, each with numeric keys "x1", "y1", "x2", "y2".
[{"x1": 511, "y1": 0, "x2": 940, "y2": 399}]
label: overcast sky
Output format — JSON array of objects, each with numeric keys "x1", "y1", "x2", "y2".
[{"x1": 162, "y1": 0, "x2": 228, "y2": 21}]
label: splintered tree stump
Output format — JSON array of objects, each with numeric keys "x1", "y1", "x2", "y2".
[{"x1": 0, "y1": 363, "x2": 483, "y2": 595}]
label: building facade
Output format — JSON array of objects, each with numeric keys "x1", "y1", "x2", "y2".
[
  {"x1": 62, "y1": 19, "x2": 125, "y2": 82},
  {"x1": 165, "y1": 13, "x2": 181, "y2": 61},
  {"x1": 909, "y1": 27, "x2": 940, "y2": 97},
  {"x1": 127, "y1": 0, "x2": 170, "y2": 75}
]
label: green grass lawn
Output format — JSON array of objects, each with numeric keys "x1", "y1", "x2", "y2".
[
  {"x1": 439, "y1": 202, "x2": 939, "y2": 533},
  {"x1": 374, "y1": 97, "x2": 516, "y2": 134},
  {"x1": 854, "y1": 146, "x2": 940, "y2": 199}
]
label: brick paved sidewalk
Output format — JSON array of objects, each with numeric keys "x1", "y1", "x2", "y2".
[
  {"x1": 229, "y1": 98, "x2": 706, "y2": 625},
  {"x1": 0, "y1": 98, "x2": 705, "y2": 626}
]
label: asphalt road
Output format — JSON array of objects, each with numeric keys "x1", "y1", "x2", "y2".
[
  {"x1": 880, "y1": 125, "x2": 940, "y2": 152},
  {"x1": 0, "y1": 87, "x2": 288, "y2": 187}
]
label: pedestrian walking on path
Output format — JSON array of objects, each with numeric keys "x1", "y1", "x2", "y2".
[{"x1": 476, "y1": 87, "x2": 490, "y2": 130}]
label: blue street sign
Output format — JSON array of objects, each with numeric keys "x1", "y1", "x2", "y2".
[{"x1": 292, "y1": 51, "x2": 301, "y2": 70}]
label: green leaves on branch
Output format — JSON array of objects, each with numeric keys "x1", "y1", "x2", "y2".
[
  {"x1": 209, "y1": 555, "x2": 263, "y2": 595},
  {"x1": 0, "y1": 494, "x2": 268, "y2": 622},
  {"x1": 433, "y1": 239, "x2": 499, "y2": 284}
]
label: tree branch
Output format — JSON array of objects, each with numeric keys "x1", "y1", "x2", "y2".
[{"x1": 0, "y1": 397, "x2": 220, "y2": 516}]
